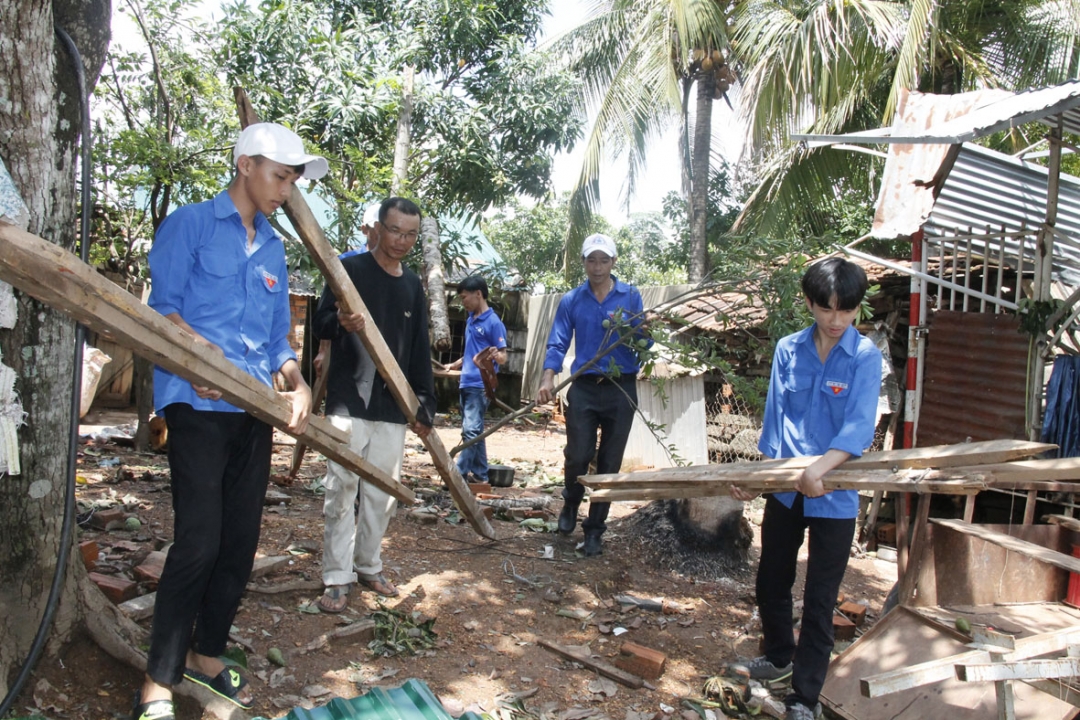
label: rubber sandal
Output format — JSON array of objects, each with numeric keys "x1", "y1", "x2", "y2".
[
  {"x1": 357, "y1": 572, "x2": 399, "y2": 597},
  {"x1": 132, "y1": 689, "x2": 175, "y2": 720},
  {"x1": 183, "y1": 666, "x2": 253, "y2": 709},
  {"x1": 317, "y1": 584, "x2": 350, "y2": 613}
]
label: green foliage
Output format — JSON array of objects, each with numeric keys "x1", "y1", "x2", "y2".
[
  {"x1": 218, "y1": 0, "x2": 582, "y2": 221},
  {"x1": 483, "y1": 195, "x2": 687, "y2": 292},
  {"x1": 92, "y1": 0, "x2": 237, "y2": 278}
]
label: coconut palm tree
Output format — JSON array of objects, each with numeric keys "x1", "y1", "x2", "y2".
[
  {"x1": 730, "y1": 0, "x2": 1080, "y2": 237},
  {"x1": 548, "y1": 0, "x2": 731, "y2": 282}
]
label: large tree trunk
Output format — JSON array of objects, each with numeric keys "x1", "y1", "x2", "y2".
[
  {"x1": 420, "y1": 217, "x2": 452, "y2": 352},
  {"x1": 688, "y1": 72, "x2": 713, "y2": 284},
  {"x1": 390, "y1": 65, "x2": 414, "y2": 195},
  {"x1": 0, "y1": 0, "x2": 110, "y2": 699}
]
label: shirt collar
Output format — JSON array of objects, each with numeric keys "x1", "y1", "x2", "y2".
[
  {"x1": 212, "y1": 190, "x2": 275, "y2": 239},
  {"x1": 796, "y1": 323, "x2": 860, "y2": 356}
]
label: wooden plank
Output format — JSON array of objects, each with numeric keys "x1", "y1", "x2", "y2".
[
  {"x1": 949, "y1": 458, "x2": 1080, "y2": 484},
  {"x1": 1024, "y1": 489, "x2": 1039, "y2": 525},
  {"x1": 234, "y1": 92, "x2": 493, "y2": 540},
  {"x1": 579, "y1": 439, "x2": 1056, "y2": 489},
  {"x1": 861, "y1": 625, "x2": 1080, "y2": 698},
  {"x1": 587, "y1": 468, "x2": 987, "y2": 502},
  {"x1": 931, "y1": 519, "x2": 1080, "y2": 576},
  {"x1": 957, "y1": 657, "x2": 1080, "y2": 683},
  {"x1": 0, "y1": 223, "x2": 414, "y2": 505},
  {"x1": 537, "y1": 638, "x2": 644, "y2": 689},
  {"x1": 1024, "y1": 679, "x2": 1080, "y2": 708}
]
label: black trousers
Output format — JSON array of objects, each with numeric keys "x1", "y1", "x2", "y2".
[
  {"x1": 756, "y1": 494, "x2": 855, "y2": 709},
  {"x1": 146, "y1": 403, "x2": 271, "y2": 686},
  {"x1": 562, "y1": 375, "x2": 637, "y2": 535}
]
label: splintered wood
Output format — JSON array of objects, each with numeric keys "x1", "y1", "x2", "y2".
[{"x1": 579, "y1": 439, "x2": 1070, "y2": 501}]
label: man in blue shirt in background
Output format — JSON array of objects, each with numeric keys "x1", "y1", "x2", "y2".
[
  {"x1": 448, "y1": 275, "x2": 508, "y2": 483},
  {"x1": 731, "y1": 257, "x2": 882, "y2": 720},
  {"x1": 536, "y1": 233, "x2": 649, "y2": 557},
  {"x1": 135, "y1": 123, "x2": 323, "y2": 720}
]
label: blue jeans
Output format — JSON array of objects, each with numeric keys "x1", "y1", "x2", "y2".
[{"x1": 456, "y1": 387, "x2": 490, "y2": 481}]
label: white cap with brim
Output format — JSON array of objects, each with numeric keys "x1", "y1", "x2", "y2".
[
  {"x1": 581, "y1": 233, "x2": 617, "y2": 258},
  {"x1": 362, "y1": 203, "x2": 381, "y2": 227},
  {"x1": 234, "y1": 123, "x2": 329, "y2": 180}
]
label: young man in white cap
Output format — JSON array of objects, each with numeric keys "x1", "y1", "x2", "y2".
[
  {"x1": 134, "y1": 122, "x2": 325, "y2": 720},
  {"x1": 536, "y1": 233, "x2": 649, "y2": 557}
]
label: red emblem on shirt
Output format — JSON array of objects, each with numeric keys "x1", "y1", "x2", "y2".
[
  {"x1": 263, "y1": 270, "x2": 278, "y2": 289},
  {"x1": 832, "y1": 386, "x2": 842, "y2": 395}
]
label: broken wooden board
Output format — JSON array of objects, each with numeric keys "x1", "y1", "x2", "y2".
[
  {"x1": 586, "y1": 467, "x2": 988, "y2": 503},
  {"x1": 289, "y1": 344, "x2": 331, "y2": 478},
  {"x1": 581, "y1": 439, "x2": 1056, "y2": 490},
  {"x1": 0, "y1": 223, "x2": 414, "y2": 505},
  {"x1": 537, "y1": 638, "x2": 644, "y2": 689},
  {"x1": 930, "y1": 519, "x2": 1080, "y2": 576},
  {"x1": 945, "y1": 458, "x2": 1080, "y2": 487},
  {"x1": 821, "y1": 604, "x2": 1080, "y2": 720},
  {"x1": 235, "y1": 89, "x2": 493, "y2": 540}
]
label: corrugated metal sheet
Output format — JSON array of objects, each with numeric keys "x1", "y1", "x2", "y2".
[
  {"x1": 275, "y1": 678, "x2": 484, "y2": 720},
  {"x1": 924, "y1": 142, "x2": 1080, "y2": 285},
  {"x1": 623, "y1": 374, "x2": 709, "y2": 469},
  {"x1": 916, "y1": 311, "x2": 1029, "y2": 446}
]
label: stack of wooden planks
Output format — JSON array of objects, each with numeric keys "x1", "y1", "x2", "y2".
[{"x1": 579, "y1": 439, "x2": 1080, "y2": 502}]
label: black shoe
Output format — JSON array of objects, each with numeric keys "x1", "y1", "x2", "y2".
[
  {"x1": 582, "y1": 532, "x2": 603, "y2": 556},
  {"x1": 558, "y1": 503, "x2": 578, "y2": 534}
]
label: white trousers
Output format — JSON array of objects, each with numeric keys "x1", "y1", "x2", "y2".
[{"x1": 322, "y1": 415, "x2": 406, "y2": 586}]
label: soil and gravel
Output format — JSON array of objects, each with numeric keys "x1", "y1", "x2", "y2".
[{"x1": 15, "y1": 409, "x2": 898, "y2": 720}]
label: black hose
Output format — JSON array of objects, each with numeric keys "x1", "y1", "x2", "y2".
[{"x1": 0, "y1": 24, "x2": 91, "y2": 718}]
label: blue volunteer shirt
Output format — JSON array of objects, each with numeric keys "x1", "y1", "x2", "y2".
[
  {"x1": 460, "y1": 307, "x2": 508, "y2": 389},
  {"x1": 758, "y1": 323, "x2": 882, "y2": 518},
  {"x1": 148, "y1": 190, "x2": 297, "y2": 413},
  {"x1": 543, "y1": 277, "x2": 649, "y2": 377}
]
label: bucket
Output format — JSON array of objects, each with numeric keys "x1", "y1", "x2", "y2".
[{"x1": 488, "y1": 464, "x2": 515, "y2": 487}]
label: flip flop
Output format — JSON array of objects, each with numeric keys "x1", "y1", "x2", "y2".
[
  {"x1": 317, "y1": 584, "x2": 350, "y2": 613},
  {"x1": 357, "y1": 573, "x2": 399, "y2": 597},
  {"x1": 183, "y1": 666, "x2": 253, "y2": 710},
  {"x1": 131, "y1": 689, "x2": 175, "y2": 720}
]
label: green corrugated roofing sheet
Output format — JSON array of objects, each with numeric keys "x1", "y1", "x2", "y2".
[{"x1": 261, "y1": 678, "x2": 487, "y2": 720}]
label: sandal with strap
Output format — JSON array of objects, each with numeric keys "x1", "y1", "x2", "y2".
[
  {"x1": 132, "y1": 689, "x2": 175, "y2": 720},
  {"x1": 317, "y1": 584, "x2": 350, "y2": 613},
  {"x1": 357, "y1": 572, "x2": 399, "y2": 597},
  {"x1": 183, "y1": 666, "x2": 253, "y2": 709}
]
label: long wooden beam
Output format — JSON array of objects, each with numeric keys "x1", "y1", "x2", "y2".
[
  {"x1": 234, "y1": 90, "x2": 493, "y2": 539},
  {"x1": 579, "y1": 439, "x2": 1055, "y2": 491},
  {"x1": 860, "y1": 626, "x2": 1080, "y2": 698},
  {"x1": 0, "y1": 224, "x2": 414, "y2": 504},
  {"x1": 587, "y1": 468, "x2": 987, "y2": 502}
]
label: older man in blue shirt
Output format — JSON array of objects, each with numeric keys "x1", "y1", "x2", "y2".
[
  {"x1": 731, "y1": 257, "x2": 882, "y2": 720},
  {"x1": 536, "y1": 233, "x2": 650, "y2": 557},
  {"x1": 136, "y1": 123, "x2": 322, "y2": 720}
]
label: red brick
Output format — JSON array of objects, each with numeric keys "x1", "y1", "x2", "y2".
[
  {"x1": 88, "y1": 507, "x2": 125, "y2": 530},
  {"x1": 838, "y1": 601, "x2": 867, "y2": 627},
  {"x1": 79, "y1": 540, "x2": 99, "y2": 571},
  {"x1": 468, "y1": 482, "x2": 491, "y2": 495},
  {"x1": 89, "y1": 572, "x2": 137, "y2": 604},
  {"x1": 833, "y1": 613, "x2": 856, "y2": 641},
  {"x1": 876, "y1": 522, "x2": 896, "y2": 545},
  {"x1": 134, "y1": 551, "x2": 168, "y2": 586},
  {"x1": 615, "y1": 642, "x2": 666, "y2": 679}
]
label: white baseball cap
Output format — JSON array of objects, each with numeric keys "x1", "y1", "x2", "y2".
[
  {"x1": 234, "y1": 123, "x2": 329, "y2": 180},
  {"x1": 362, "y1": 203, "x2": 381, "y2": 228},
  {"x1": 581, "y1": 233, "x2": 617, "y2": 258}
]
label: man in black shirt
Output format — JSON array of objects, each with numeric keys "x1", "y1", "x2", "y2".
[{"x1": 312, "y1": 197, "x2": 436, "y2": 612}]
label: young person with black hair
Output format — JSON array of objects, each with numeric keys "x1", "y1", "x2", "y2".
[
  {"x1": 730, "y1": 257, "x2": 882, "y2": 720},
  {"x1": 447, "y1": 275, "x2": 507, "y2": 483}
]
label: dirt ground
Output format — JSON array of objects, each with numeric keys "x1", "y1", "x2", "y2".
[{"x1": 17, "y1": 409, "x2": 898, "y2": 720}]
